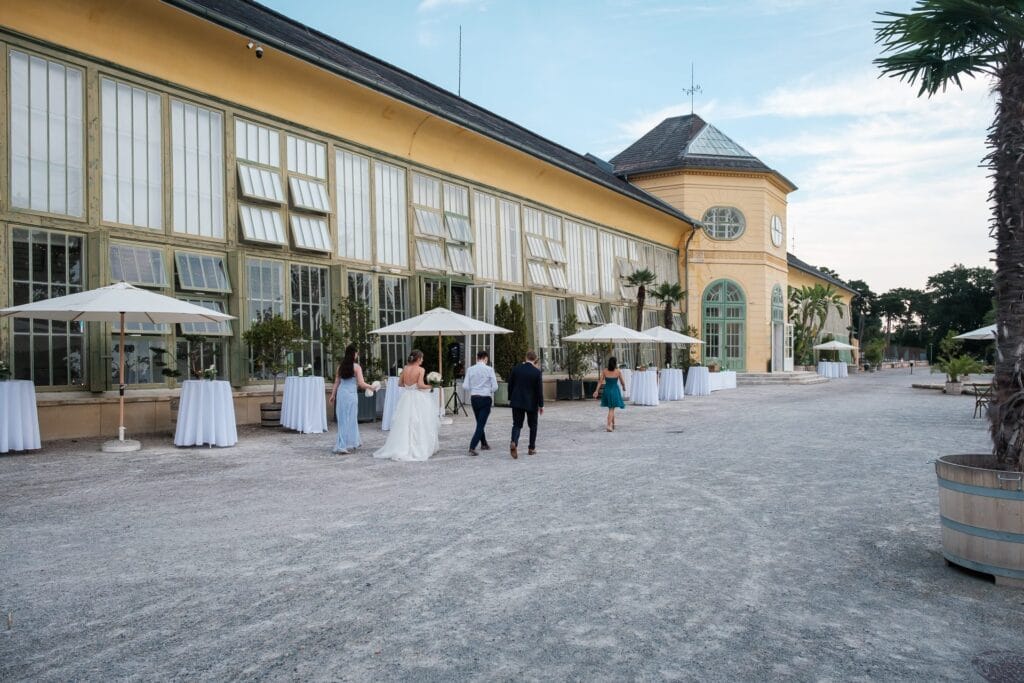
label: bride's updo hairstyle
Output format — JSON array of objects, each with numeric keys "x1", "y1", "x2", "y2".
[{"x1": 407, "y1": 350, "x2": 424, "y2": 364}]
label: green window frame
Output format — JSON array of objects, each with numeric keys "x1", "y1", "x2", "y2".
[{"x1": 703, "y1": 279, "x2": 746, "y2": 370}]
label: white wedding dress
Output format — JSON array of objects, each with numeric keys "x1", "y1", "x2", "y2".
[{"x1": 373, "y1": 385, "x2": 440, "y2": 461}]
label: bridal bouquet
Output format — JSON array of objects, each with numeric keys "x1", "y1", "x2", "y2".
[
  {"x1": 426, "y1": 371, "x2": 443, "y2": 391},
  {"x1": 364, "y1": 380, "x2": 382, "y2": 398}
]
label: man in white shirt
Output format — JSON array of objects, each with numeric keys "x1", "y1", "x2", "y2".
[{"x1": 462, "y1": 350, "x2": 498, "y2": 456}]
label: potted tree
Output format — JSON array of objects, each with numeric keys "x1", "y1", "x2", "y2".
[
  {"x1": 242, "y1": 315, "x2": 304, "y2": 427},
  {"x1": 863, "y1": 338, "x2": 884, "y2": 372},
  {"x1": 556, "y1": 312, "x2": 586, "y2": 400},
  {"x1": 934, "y1": 355, "x2": 983, "y2": 395},
  {"x1": 494, "y1": 297, "x2": 527, "y2": 407},
  {"x1": 877, "y1": 4, "x2": 1024, "y2": 587}
]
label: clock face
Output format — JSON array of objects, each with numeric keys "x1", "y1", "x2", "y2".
[{"x1": 771, "y1": 215, "x2": 783, "y2": 247}]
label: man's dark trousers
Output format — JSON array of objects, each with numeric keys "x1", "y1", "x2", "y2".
[
  {"x1": 470, "y1": 395, "x2": 492, "y2": 450},
  {"x1": 511, "y1": 408, "x2": 538, "y2": 450}
]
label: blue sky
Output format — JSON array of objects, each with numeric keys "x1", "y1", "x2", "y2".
[{"x1": 262, "y1": 0, "x2": 994, "y2": 293}]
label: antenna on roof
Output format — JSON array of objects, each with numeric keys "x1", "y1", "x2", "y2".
[
  {"x1": 683, "y1": 63, "x2": 702, "y2": 114},
  {"x1": 458, "y1": 25, "x2": 463, "y2": 97}
]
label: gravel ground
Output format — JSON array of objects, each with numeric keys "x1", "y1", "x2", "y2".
[{"x1": 3, "y1": 369, "x2": 1024, "y2": 681}]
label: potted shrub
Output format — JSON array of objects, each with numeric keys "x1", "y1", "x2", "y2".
[
  {"x1": 934, "y1": 354, "x2": 982, "y2": 395},
  {"x1": 494, "y1": 297, "x2": 527, "y2": 407},
  {"x1": 243, "y1": 315, "x2": 304, "y2": 427},
  {"x1": 877, "y1": 5, "x2": 1024, "y2": 588},
  {"x1": 556, "y1": 312, "x2": 586, "y2": 400},
  {"x1": 863, "y1": 338, "x2": 884, "y2": 372}
]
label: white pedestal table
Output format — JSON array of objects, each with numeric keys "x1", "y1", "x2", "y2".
[
  {"x1": 174, "y1": 380, "x2": 238, "y2": 447},
  {"x1": 658, "y1": 368, "x2": 685, "y2": 401},
  {"x1": 0, "y1": 380, "x2": 41, "y2": 453},
  {"x1": 631, "y1": 369, "x2": 660, "y2": 406},
  {"x1": 281, "y1": 376, "x2": 327, "y2": 434}
]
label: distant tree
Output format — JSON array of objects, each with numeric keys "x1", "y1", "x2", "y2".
[
  {"x1": 816, "y1": 266, "x2": 843, "y2": 281},
  {"x1": 847, "y1": 278, "x2": 882, "y2": 343},
  {"x1": 924, "y1": 264, "x2": 994, "y2": 341}
]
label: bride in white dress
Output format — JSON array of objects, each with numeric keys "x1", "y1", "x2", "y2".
[{"x1": 374, "y1": 350, "x2": 440, "y2": 462}]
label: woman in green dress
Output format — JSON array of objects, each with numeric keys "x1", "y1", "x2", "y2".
[{"x1": 594, "y1": 356, "x2": 626, "y2": 432}]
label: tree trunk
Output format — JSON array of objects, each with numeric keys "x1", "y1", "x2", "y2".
[
  {"x1": 663, "y1": 301, "x2": 673, "y2": 365},
  {"x1": 989, "y1": 41, "x2": 1024, "y2": 472},
  {"x1": 635, "y1": 286, "x2": 646, "y2": 331}
]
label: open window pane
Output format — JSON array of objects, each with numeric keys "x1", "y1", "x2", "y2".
[
  {"x1": 446, "y1": 244, "x2": 474, "y2": 275},
  {"x1": 526, "y1": 235, "x2": 549, "y2": 260},
  {"x1": 527, "y1": 260, "x2": 550, "y2": 287},
  {"x1": 238, "y1": 204, "x2": 286, "y2": 244},
  {"x1": 575, "y1": 301, "x2": 591, "y2": 324},
  {"x1": 549, "y1": 265, "x2": 568, "y2": 290},
  {"x1": 289, "y1": 215, "x2": 332, "y2": 252},
  {"x1": 416, "y1": 239, "x2": 446, "y2": 271},
  {"x1": 548, "y1": 241, "x2": 567, "y2": 263},
  {"x1": 288, "y1": 176, "x2": 330, "y2": 212},
  {"x1": 174, "y1": 252, "x2": 231, "y2": 292},
  {"x1": 590, "y1": 304, "x2": 606, "y2": 324},
  {"x1": 109, "y1": 244, "x2": 167, "y2": 286},
  {"x1": 237, "y1": 163, "x2": 284, "y2": 203},
  {"x1": 445, "y1": 213, "x2": 473, "y2": 242},
  {"x1": 414, "y1": 207, "x2": 445, "y2": 237},
  {"x1": 179, "y1": 298, "x2": 231, "y2": 336}
]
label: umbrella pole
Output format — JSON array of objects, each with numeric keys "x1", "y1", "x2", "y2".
[
  {"x1": 437, "y1": 331, "x2": 444, "y2": 418},
  {"x1": 118, "y1": 312, "x2": 126, "y2": 441}
]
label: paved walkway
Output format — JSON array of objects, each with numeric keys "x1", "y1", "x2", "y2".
[{"x1": 3, "y1": 370, "x2": 1021, "y2": 681}]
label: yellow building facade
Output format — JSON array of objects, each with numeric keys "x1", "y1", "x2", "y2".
[{"x1": 0, "y1": 0, "x2": 854, "y2": 439}]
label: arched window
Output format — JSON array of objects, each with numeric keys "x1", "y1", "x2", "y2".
[
  {"x1": 703, "y1": 279, "x2": 746, "y2": 370},
  {"x1": 771, "y1": 284, "x2": 784, "y2": 323},
  {"x1": 701, "y1": 206, "x2": 746, "y2": 240}
]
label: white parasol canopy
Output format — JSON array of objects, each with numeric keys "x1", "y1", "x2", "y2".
[
  {"x1": 561, "y1": 323, "x2": 658, "y2": 343},
  {"x1": 370, "y1": 306, "x2": 510, "y2": 336},
  {"x1": 953, "y1": 324, "x2": 997, "y2": 340},
  {"x1": 0, "y1": 282, "x2": 235, "y2": 452},
  {"x1": 812, "y1": 340, "x2": 856, "y2": 351},
  {"x1": 642, "y1": 326, "x2": 704, "y2": 345}
]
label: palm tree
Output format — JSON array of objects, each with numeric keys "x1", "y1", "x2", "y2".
[
  {"x1": 650, "y1": 282, "x2": 686, "y2": 363},
  {"x1": 788, "y1": 284, "x2": 845, "y2": 364},
  {"x1": 876, "y1": 2, "x2": 1024, "y2": 471},
  {"x1": 625, "y1": 268, "x2": 658, "y2": 331}
]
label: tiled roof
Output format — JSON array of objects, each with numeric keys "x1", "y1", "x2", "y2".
[
  {"x1": 787, "y1": 253, "x2": 858, "y2": 294},
  {"x1": 162, "y1": 0, "x2": 698, "y2": 226},
  {"x1": 610, "y1": 114, "x2": 796, "y2": 190}
]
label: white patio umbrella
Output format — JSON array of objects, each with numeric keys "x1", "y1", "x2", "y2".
[
  {"x1": 953, "y1": 324, "x2": 997, "y2": 340},
  {"x1": 642, "y1": 326, "x2": 704, "y2": 345},
  {"x1": 560, "y1": 323, "x2": 658, "y2": 343},
  {"x1": 812, "y1": 340, "x2": 856, "y2": 351},
  {"x1": 370, "y1": 307, "x2": 511, "y2": 419},
  {"x1": 0, "y1": 282, "x2": 235, "y2": 452}
]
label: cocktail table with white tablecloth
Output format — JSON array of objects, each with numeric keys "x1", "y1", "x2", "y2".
[
  {"x1": 280, "y1": 376, "x2": 327, "y2": 434},
  {"x1": 816, "y1": 361, "x2": 848, "y2": 379},
  {"x1": 685, "y1": 366, "x2": 710, "y2": 396},
  {"x1": 708, "y1": 370, "x2": 737, "y2": 391},
  {"x1": 619, "y1": 369, "x2": 633, "y2": 399},
  {"x1": 381, "y1": 376, "x2": 401, "y2": 431},
  {"x1": 0, "y1": 380, "x2": 41, "y2": 453},
  {"x1": 658, "y1": 368, "x2": 685, "y2": 401},
  {"x1": 174, "y1": 380, "x2": 238, "y2": 447},
  {"x1": 631, "y1": 369, "x2": 659, "y2": 406}
]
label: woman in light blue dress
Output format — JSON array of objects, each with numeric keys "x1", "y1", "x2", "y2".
[{"x1": 328, "y1": 344, "x2": 373, "y2": 454}]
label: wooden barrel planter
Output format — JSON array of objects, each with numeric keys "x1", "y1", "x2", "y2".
[
  {"x1": 260, "y1": 402, "x2": 281, "y2": 428},
  {"x1": 936, "y1": 454, "x2": 1024, "y2": 588}
]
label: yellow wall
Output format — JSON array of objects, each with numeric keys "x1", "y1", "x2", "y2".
[
  {"x1": 1, "y1": 0, "x2": 690, "y2": 248},
  {"x1": 633, "y1": 170, "x2": 791, "y2": 371}
]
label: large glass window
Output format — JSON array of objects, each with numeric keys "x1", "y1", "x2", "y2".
[
  {"x1": 524, "y1": 207, "x2": 567, "y2": 291},
  {"x1": 9, "y1": 50, "x2": 84, "y2": 217},
  {"x1": 290, "y1": 264, "x2": 329, "y2": 376},
  {"x1": 101, "y1": 78, "x2": 161, "y2": 228},
  {"x1": 474, "y1": 191, "x2": 499, "y2": 280},
  {"x1": 701, "y1": 206, "x2": 746, "y2": 240},
  {"x1": 171, "y1": 99, "x2": 224, "y2": 238},
  {"x1": 772, "y1": 284, "x2": 784, "y2": 323},
  {"x1": 499, "y1": 199, "x2": 522, "y2": 284},
  {"x1": 374, "y1": 161, "x2": 407, "y2": 268},
  {"x1": 378, "y1": 276, "x2": 409, "y2": 375},
  {"x1": 564, "y1": 220, "x2": 599, "y2": 296},
  {"x1": 11, "y1": 228, "x2": 85, "y2": 386},
  {"x1": 532, "y1": 294, "x2": 565, "y2": 372},
  {"x1": 703, "y1": 280, "x2": 746, "y2": 370},
  {"x1": 174, "y1": 252, "x2": 230, "y2": 292},
  {"x1": 336, "y1": 149, "x2": 372, "y2": 261},
  {"x1": 110, "y1": 243, "x2": 170, "y2": 335},
  {"x1": 347, "y1": 271, "x2": 373, "y2": 307},
  {"x1": 246, "y1": 258, "x2": 284, "y2": 323}
]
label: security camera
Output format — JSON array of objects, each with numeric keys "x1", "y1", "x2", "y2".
[
  {"x1": 255, "y1": 46, "x2": 264, "y2": 59},
  {"x1": 246, "y1": 41, "x2": 254, "y2": 50}
]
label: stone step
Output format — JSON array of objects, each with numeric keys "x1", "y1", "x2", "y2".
[{"x1": 737, "y1": 371, "x2": 830, "y2": 386}]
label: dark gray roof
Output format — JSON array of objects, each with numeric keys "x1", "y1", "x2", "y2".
[
  {"x1": 611, "y1": 114, "x2": 797, "y2": 190},
  {"x1": 161, "y1": 0, "x2": 698, "y2": 226},
  {"x1": 787, "y1": 253, "x2": 857, "y2": 294}
]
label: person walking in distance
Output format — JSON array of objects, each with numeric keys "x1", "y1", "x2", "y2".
[
  {"x1": 507, "y1": 350, "x2": 544, "y2": 458},
  {"x1": 463, "y1": 350, "x2": 498, "y2": 456}
]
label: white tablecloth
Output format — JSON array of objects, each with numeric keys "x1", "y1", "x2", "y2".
[
  {"x1": 817, "y1": 361, "x2": 847, "y2": 379},
  {"x1": 685, "y1": 366, "x2": 710, "y2": 396},
  {"x1": 658, "y1": 368, "x2": 685, "y2": 401},
  {"x1": 0, "y1": 380, "x2": 41, "y2": 453},
  {"x1": 381, "y1": 377, "x2": 401, "y2": 431},
  {"x1": 631, "y1": 369, "x2": 660, "y2": 406},
  {"x1": 174, "y1": 380, "x2": 238, "y2": 447},
  {"x1": 619, "y1": 369, "x2": 633, "y2": 399},
  {"x1": 709, "y1": 370, "x2": 737, "y2": 391},
  {"x1": 281, "y1": 376, "x2": 327, "y2": 434}
]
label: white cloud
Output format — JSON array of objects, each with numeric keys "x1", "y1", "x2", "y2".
[{"x1": 417, "y1": 0, "x2": 486, "y2": 12}]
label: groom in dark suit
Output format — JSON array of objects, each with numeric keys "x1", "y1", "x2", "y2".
[{"x1": 507, "y1": 350, "x2": 544, "y2": 459}]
